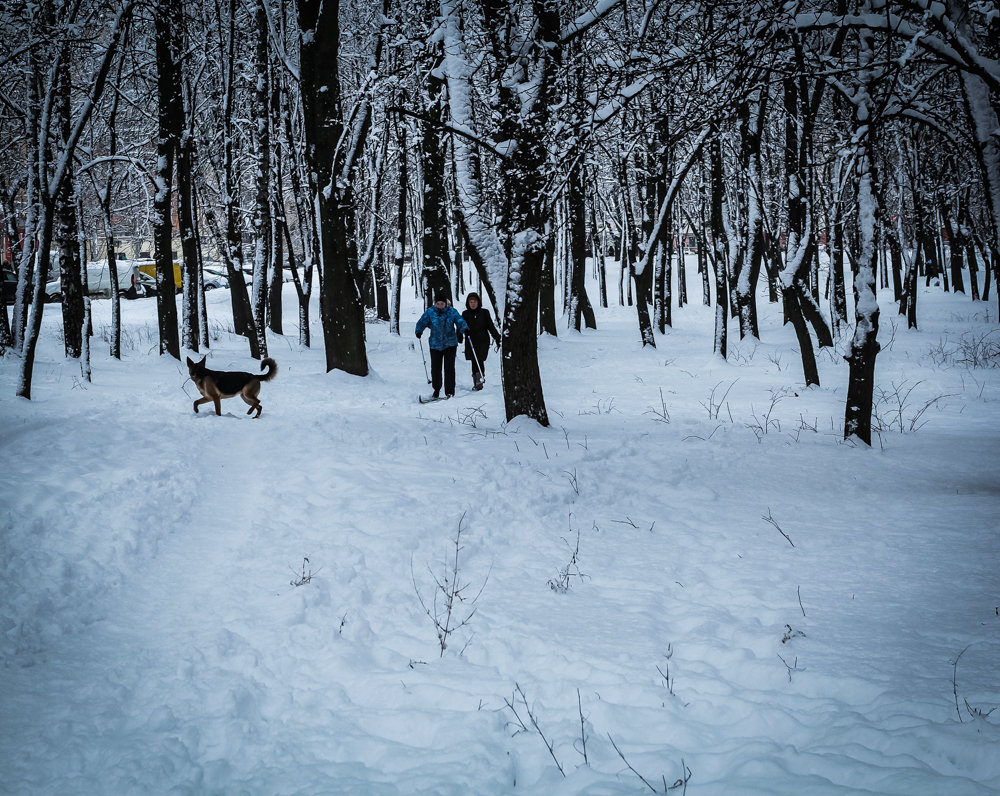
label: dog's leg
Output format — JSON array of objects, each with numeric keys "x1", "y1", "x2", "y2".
[
  {"x1": 213, "y1": 397, "x2": 222, "y2": 416},
  {"x1": 241, "y1": 392, "x2": 262, "y2": 418},
  {"x1": 193, "y1": 397, "x2": 213, "y2": 414}
]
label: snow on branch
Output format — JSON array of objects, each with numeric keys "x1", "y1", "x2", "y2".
[
  {"x1": 793, "y1": 9, "x2": 1000, "y2": 91},
  {"x1": 388, "y1": 106, "x2": 510, "y2": 160},
  {"x1": 634, "y1": 129, "x2": 710, "y2": 277},
  {"x1": 559, "y1": 0, "x2": 625, "y2": 44},
  {"x1": 46, "y1": 2, "x2": 137, "y2": 200},
  {"x1": 440, "y1": 0, "x2": 508, "y2": 314}
]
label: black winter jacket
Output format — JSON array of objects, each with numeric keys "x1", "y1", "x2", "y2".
[{"x1": 461, "y1": 298, "x2": 500, "y2": 361}]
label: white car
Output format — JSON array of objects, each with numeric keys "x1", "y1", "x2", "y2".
[
  {"x1": 202, "y1": 262, "x2": 252, "y2": 290},
  {"x1": 45, "y1": 259, "x2": 148, "y2": 301}
]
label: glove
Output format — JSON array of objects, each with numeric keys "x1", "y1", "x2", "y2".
[
  {"x1": 415, "y1": 331, "x2": 422, "y2": 339},
  {"x1": 494, "y1": 341, "x2": 500, "y2": 352},
  {"x1": 456, "y1": 333, "x2": 464, "y2": 344}
]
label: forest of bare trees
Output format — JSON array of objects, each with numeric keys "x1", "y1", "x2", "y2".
[{"x1": 2, "y1": 0, "x2": 999, "y2": 444}]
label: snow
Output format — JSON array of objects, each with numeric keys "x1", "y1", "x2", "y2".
[
  {"x1": 1, "y1": 265, "x2": 999, "y2": 793},
  {"x1": 560, "y1": 0, "x2": 623, "y2": 42}
]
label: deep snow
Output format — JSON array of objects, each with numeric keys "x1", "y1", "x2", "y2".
[{"x1": 1, "y1": 269, "x2": 998, "y2": 794}]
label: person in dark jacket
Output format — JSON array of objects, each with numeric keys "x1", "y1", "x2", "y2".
[
  {"x1": 461, "y1": 292, "x2": 501, "y2": 391},
  {"x1": 415, "y1": 294, "x2": 469, "y2": 398}
]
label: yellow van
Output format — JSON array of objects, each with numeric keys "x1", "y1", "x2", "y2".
[{"x1": 136, "y1": 260, "x2": 183, "y2": 293}]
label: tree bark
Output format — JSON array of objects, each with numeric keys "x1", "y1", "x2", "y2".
[
  {"x1": 390, "y1": 116, "x2": 407, "y2": 334},
  {"x1": 843, "y1": 18, "x2": 881, "y2": 446},
  {"x1": 299, "y1": 0, "x2": 367, "y2": 375},
  {"x1": 153, "y1": 0, "x2": 182, "y2": 359},
  {"x1": 54, "y1": 52, "x2": 84, "y2": 359},
  {"x1": 566, "y1": 162, "x2": 596, "y2": 331},
  {"x1": 419, "y1": 34, "x2": 452, "y2": 304},
  {"x1": 250, "y1": 0, "x2": 271, "y2": 359},
  {"x1": 709, "y1": 138, "x2": 728, "y2": 358}
]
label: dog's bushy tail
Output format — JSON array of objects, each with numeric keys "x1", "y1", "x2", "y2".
[{"x1": 259, "y1": 357, "x2": 278, "y2": 382}]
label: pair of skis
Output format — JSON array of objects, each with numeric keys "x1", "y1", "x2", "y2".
[{"x1": 417, "y1": 384, "x2": 482, "y2": 403}]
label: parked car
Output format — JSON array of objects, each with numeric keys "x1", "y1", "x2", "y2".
[
  {"x1": 202, "y1": 261, "x2": 252, "y2": 291},
  {"x1": 45, "y1": 260, "x2": 148, "y2": 302},
  {"x1": 2, "y1": 266, "x2": 16, "y2": 305},
  {"x1": 134, "y1": 260, "x2": 183, "y2": 295}
]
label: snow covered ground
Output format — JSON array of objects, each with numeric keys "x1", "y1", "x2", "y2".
[{"x1": 1, "y1": 270, "x2": 998, "y2": 794}]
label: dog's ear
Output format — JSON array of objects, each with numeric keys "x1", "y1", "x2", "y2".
[
  {"x1": 197, "y1": 356, "x2": 206, "y2": 366},
  {"x1": 186, "y1": 356, "x2": 194, "y2": 366}
]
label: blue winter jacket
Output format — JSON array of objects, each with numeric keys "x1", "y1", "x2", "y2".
[{"x1": 415, "y1": 305, "x2": 469, "y2": 350}]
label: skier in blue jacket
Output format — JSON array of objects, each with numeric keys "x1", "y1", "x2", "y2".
[{"x1": 415, "y1": 294, "x2": 469, "y2": 399}]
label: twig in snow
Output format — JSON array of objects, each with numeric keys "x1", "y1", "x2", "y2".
[
  {"x1": 657, "y1": 645, "x2": 677, "y2": 696},
  {"x1": 777, "y1": 653, "x2": 802, "y2": 682},
  {"x1": 645, "y1": 387, "x2": 671, "y2": 423},
  {"x1": 608, "y1": 736, "x2": 691, "y2": 792},
  {"x1": 953, "y1": 645, "x2": 971, "y2": 723},
  {"x1": 411, "y1": 513, "x2": 490, "y2": 657},
  {"x1": 608, "y1": 733, "x2": 657, "y2": 792},
  {"x1": 505, "y1": 683, "x2": 565, "y2": 777},
  {"x1": 762, "y1": 508, "x2": 794, "y2": 547},
  {"x1": 563, "y1": 467, "x2": 580, "y2": 495},
  {"x1": 290, "y1": 556, "x2": 320, "y2": 586}
]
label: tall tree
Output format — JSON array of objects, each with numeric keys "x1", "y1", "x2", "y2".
[
  {"x1": 17, "y1": 0, "x2": 135, "y2": 398},
  {"x1": 152, "y1": 0, "x2": 182, "y2": 359}
]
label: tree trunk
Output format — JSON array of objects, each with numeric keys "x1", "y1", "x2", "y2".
[
  {"x1": 496, "y1": 0, "x2": 561, "y2": 427},
  {"x1": 17, "y1": 0, "x2": 133, "y2": 396},
  {"x1": 709, "y1": 139, "x2": 728, "y2": 358},
  {"x1": 250, "y1": 0, "x2": 271, "y2": 359},
  {"x1": 11, "y1": 48, "x2": 41, "y2": 353},
  {"x1": 830, "y1": 198, "x2": 849, "y2": 333},
  {"x1": 419, "y1": 39, "x2": 451, "y2": 304},
  {"x1": 941, "y1": 200, "x2": 966, "y2": 294},
  {"x1": 390, "y1": 116, "x2": 407, "y2": 334},
  {"x1": 502, "y1": 232, "x2": 548, "y2": 426},
  {"x1": 591, "y1": 191, "x2": 608, "y2": 309},
  {"x1": 299, "y1": 0, "x2": 367, "y2": 375},
  {"x1": 780, "y1": 51, "x2": 819, "y2": 384},
  {"x1": 268, "y1": 61, "x2": 285, "y2": 335},
  {"x1": 55, "y1": 175, "x2": 84, "y2": 358},
  {"x1": 735, "y1": 90, "x2": 766, "y2": 340},
  {"x1": 279, "y1": 81, "x2": 313, "y2": 347},
  {"x1": 97, "y1": 204, "x2": 121, "y2": 360},
  {"x1": 55, "y1": 54, "x2": 84, "y2": 359},
  {"x1": 539, "y1": 221, "x2": 557, "y2": 335},
  {"x1": 676, "y1": 219, "x2": 688, "y2": 308},
  {"x1": 843, "y1": 20, "x2": 881, "y2": 446},
  {"x1": 653, "y1": 109, "x2": 672, "y2": 333},
  {"x1": 176, "y1": 5, "x2": 200, "y2": 353},
  {"x1": 177, "y1": 113, "x2": 200, "y2": 353},
  {"x1": 567, "y1": 163, "x2": 596, "y2": 331},
  {"x1": 153, "y1": 0, "x2": 182, "y2": 359}
]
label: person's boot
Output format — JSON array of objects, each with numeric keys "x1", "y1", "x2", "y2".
[{"x1": 473, "y1": 373, "x2": 484, "y2": 391}]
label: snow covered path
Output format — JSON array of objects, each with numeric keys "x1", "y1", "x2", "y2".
[{"x1": 2, "y1": 287, "x2": 999, "y2": 793}]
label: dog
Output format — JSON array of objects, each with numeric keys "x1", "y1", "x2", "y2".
[{"x1": 186, "y1": 356, "x2": 278, "y2": 418}]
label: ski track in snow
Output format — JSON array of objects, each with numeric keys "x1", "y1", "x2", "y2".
[{"x1": 1, "y1": 281, "x2": 998, "y2": 794}]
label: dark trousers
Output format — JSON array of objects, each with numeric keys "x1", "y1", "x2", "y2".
[
  {"x1": 469, "y1": 344, "x2": 488, "y2": 380},
  {"x1": 430, "y1": 346, "x2": 457, "y2": 396}
]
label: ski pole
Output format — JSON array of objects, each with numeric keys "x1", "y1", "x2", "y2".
[
  {"x1": 419, "y1": 336, "x2": 431, "y2": 383},
  {"x1": 469, "y1": 338, "x2": 484, "y2": 384}
]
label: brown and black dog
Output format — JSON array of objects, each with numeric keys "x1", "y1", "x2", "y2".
[{"x1": 186, "y1": 356, "x2": 278, "y2": 417}]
